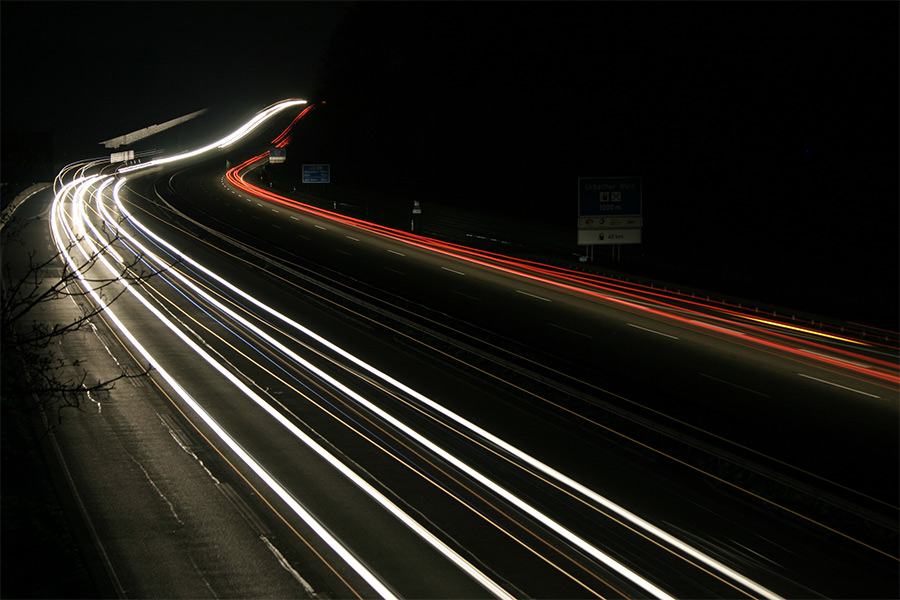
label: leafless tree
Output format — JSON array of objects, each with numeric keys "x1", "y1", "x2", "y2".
[{"x1": 1, "y1": 216, "x2": 166, "y2": 428}]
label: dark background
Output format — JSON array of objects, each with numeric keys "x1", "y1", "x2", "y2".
[{"x1": 2, "y1": 1, "x2": 897, "y2": 327}]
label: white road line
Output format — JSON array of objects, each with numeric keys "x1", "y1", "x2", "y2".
[
  {"x1": 627, "y1": 323, "x2": 679, "y2": 339},
  {"x1": 801, "y1": 349, "x2": 872, "y2": 369},
  {"x1": 314, "y1": 224, "x2": 326, "y2": 230},
  {"x1": 272, "y1": 208, "x2": 279, "y2": 213},
  {"x1": 547, "y1": 322, "x2": 593, "y2": 339},
  {"x1": 442, "y1": 266, "x2": 466, "y2": 276},
  {"x1": 699, "y1": 373, "x2": 771, "y2": 397},
  {"x1": 797, "y1": 373, "x2": 881, "y2": 399},
  {"x1": 388, "y1": 249, "x2": 406, "y2": 257},
  {"x1": 290, "y1": 215, "x2": 299, "y2": 220},
  {"x1": 451, "y1": 290, "x2": 480, "y2": 301},
  {"x1": 516, "y1": 289, "x2": 551, "y2": 302},
  {"x1": 346, "y1": 235, "x2": 360, "y2": 241},
  {"x1": 729, "y1": 539, "x2": 782, "y2": 567},
  {"x1": 690, "y1": 320, "x2": 744, "y2": 336}
]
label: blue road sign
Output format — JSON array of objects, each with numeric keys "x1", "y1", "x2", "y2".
[
  {"x1": 578, "y1": 177, "x2": 642, "y2": 217},
  {"x1": 302, "y1": 164, "x2": 330, "y2": 183}
]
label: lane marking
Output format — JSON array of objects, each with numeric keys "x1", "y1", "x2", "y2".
[
  {"x1": 346, "y1": 235, "x2": 360, "y2": 242},
  {"x1": 516, "y1": 289, "x2": 551, "y2": 302},
  {"x1": 797, "y1": 373, "x2": 881, "y2": 399},
  {"x1": 547, "y1": 322, "x2": 593, "y2": 339},
  {"x1": 801, "y1": 349, "x2": 872, "y2": 370},
  {"x1": 383, "y1": 266, "x2": 404, "y2": 275},
  {"x1": 314, "y1": 224, "x2": 326, "y2": 230},
  {"x1": 627, "y1": 323, "x2": 679, "y2": 340},
  {"x1": 699, "y1": 373, "x2": 771, "y2": 398},
  {"x1": 690, "y1": 320, "x2": 744, "y2": 336},
  {"x1": 451, "y1": 290, "x2": 480, "y2": 301},
  {"x1": 729, "y1": 539, "x2": 782, "y2": 568},
  {"x1": 271, "y1": 208, "x2": 279, "y2": 213},
  {"x1": 290, "y1": 215, "x2": 299, "y2": 221},
  {"x1": 442, "y1": 266, "x2": 466, "y2": 276},
  {"x1": 387, "y1": 249, "x2": 406, "y2": 257}
]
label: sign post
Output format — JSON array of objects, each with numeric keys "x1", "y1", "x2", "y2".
[
  {"x1": 269, "y1": 147, "x2": 286, "y2": 163},
  {"x1": 411, "y1": 200, "x2": 421, "y2": 231}
]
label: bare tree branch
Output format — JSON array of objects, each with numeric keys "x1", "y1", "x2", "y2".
[{"x1": 1, "y1": 212, "x2": 167, "y2": 428}]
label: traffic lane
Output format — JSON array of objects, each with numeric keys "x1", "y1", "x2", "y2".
[
  {"x1": 139, "y1": 177, "x2": 892, "y2": 596},
  {"x1": 180, "y1": 187, "x2": 898, "y2": 503}
]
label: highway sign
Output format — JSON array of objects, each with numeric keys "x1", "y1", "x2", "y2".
[
  {"x1": 110, "y1": 150, "x2": 135, "y2": 163},
  {"x1": 577, "y1": 228, "x2": 642, "y2": 245},
  {"x1": 269, "y1": 147, "x2": 286, "y2": 163},
  {"x1": 302, "y1": 163, "x2": 330, "y2": 183},
  {"x1": 578, "y1": 177, "x2": 642, "y2": 217}
]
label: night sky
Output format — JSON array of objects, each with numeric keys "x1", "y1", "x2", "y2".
[
  {"x1": 2, "y1": 1, "x2": 898, "y2": 325},
  {"x1": 1, "y1": 1, "x2": 345, "y2": 153}
]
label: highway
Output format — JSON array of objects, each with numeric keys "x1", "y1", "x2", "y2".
[{"x1": 47, "y1": 100, "x2": 899, "y2": 598}]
